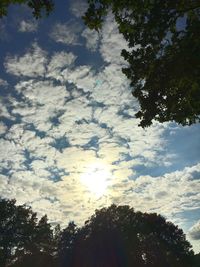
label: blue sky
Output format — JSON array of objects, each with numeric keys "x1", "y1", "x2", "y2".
[{"x1": 0, "y1": 0, "x2": 200, "y2": 253}]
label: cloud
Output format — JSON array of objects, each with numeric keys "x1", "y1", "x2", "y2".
[
  {"x1": 0, "y1": 122, "x2": 7, "y2": 135},
  {"x1": 4, "y1": 43, "x2": 47, "y2": 77},
  {"x1": 189, "y1": 221, "x2": 200, "y2": 240},
  {"x1": 0, "y1": 78, "x2": 8, "y2": 87},
  {"x1": 0, "y1": 137, "x2": 25, "y2": 171},
  {"x1": 91, "y1": 64, "x2": 132, "y2": 105},
  {"x1": 106, "y1": 164, "x2": 200, "y2": 218},
  {"x1": 2, "y1": 46, "x2": 194, "y2": 178},
  {"x1": 81, "y1": 28, "x2": 100, "y2": 51},
  {"x1": 18, "y1": 20, "x2": 38, "y2": 32},
  {"x1": 0, "y1": 97, "x2": 15, "y2": 120},
  {"x1": 70, "y1": 0, "x2": 88, "y2": 18},
  {"x1": 100, "y1": 14, "x2": 129, "y2": 65},
  {"x1": 13, "y1": 80, "x2": 69, "y2": 133},
  {"x1": 63, "y1": 65, "x2": 96, "y2": 92},
  {"x1": 1, "y1": 39, "x2": 200, "y2": 256},
  {"x1": 47, "y1": 51, "x2": 77, "y2": 79},
  {"x1": 50, "y1": 21, "x2": 83, "y2": 45}
]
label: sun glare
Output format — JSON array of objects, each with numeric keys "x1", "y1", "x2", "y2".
[{"x1": 80, "y1": 162, "x2": 111, "y2": 197}]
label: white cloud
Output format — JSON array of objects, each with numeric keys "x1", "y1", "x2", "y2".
[
  {"x1": 82, "y1": 28, "x2": 100, "y2": 51},
  {"x1": 47, "y1": 51, "x2": 77, "y2": 80},
  {"x1": 0, "y1": 98, "x2": 14, "y2": 120},
  {"x1": 13, "y1": 80, "x2": 69, "y2": 132},
  {"x1": 189, "y1": 220, "x2": 200, "y2": 240},
  {"x1": 106, "y1": 164, "x2": 200, "y2": 218},
  {"x1": 15, "y1": 80, "x2": 68, "y2": 107},
  {"x1": 100, "y1": 14, "x2": 129, "y2": 65},
  {"x1": 70, "y1": 0, "x2": 88, "y2": 18},
  {"x1": 18, "y1": 20, "x2": 38, "y2": 32},
  {"x1": 50, "y1": 21, "x2": 82, "y2": 45},
  {"x1": 4, "y1": 43, "x2": 47, "y2": 77},
  {"x1": 91, "y1": 64, "x2": 131, "y2": 105},
  {"x1": 64, "y1": 66, "x2": 96, "y2": 92},
  {"x1": 0, "y1": 138, "x2": 25, "y2": 170},
  {"x1": 0, "y1": 78, "x2": 8, "y2": 87},
  {"x1": 0, "y1": 122, "x2": 7, "y2": 135}
]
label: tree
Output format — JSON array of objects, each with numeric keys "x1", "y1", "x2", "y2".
[
  {"x1": 57, "y1": 221, "x2": 79, "y2": 267},
  {"x1": 83, "y1": 0, "x2": 200, "y2": 127},
  {"x1": 0, "y1": 198, "x2": 55, "y2": 267},
  {"x1": 0, "y1": 0, "x2": 54, "y2": 19},
  {"x1": 0, "y1": 199, "x2": 197, "y2": 267},
  {"x1": 194, "y1": 253, "x2": 200, "y2": 267},
  {"x1": 59, "y1": 204, "x2": 195, "y2": 267}
]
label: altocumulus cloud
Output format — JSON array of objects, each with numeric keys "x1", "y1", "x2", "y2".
[
  {"x1": 50, "y1": 21, "x2": 83, "y2": 45},
  {"x1": 18, "y1": 19, "x2": 38, "y2": 32}
]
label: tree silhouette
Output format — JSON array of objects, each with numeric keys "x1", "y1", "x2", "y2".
[
  {"x1": 0, "y1": 198, "x2": 56, "y2": 267},
  {"x1": 0, "y1": 199, "x2": 197, "y2": 267},
  {"x1": 57, "y1": 221, "x2": 79, "y2": 267},
  {"x1": 59, "y1": 205, "x2": 194, "y2": 267},
  {"x1": 0, "y1": 0, "x2": 54, "y2": 18},
  {"x1": 83, "y1": 0, "x2": 200, "y2": 127},
  {"x1": 194, "y1": 252, "x2": 200, "y2": 267}
]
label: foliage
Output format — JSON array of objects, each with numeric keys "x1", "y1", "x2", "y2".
[
  {"x1": 0, "y1": 198, "x2": 56, "y2": 267},
  {"x1": 194, "y1": 253, "x2": 200, "y2": 267},
  {"x1": 0, "y1": 199, "x2": 198, "y2": 267},
  {"x1": 57, "y1": 222, "x2": 79, "y2": 267},
  {"x1": 0, "y1": 0, "x2": 54, "y2": 18},
  {"x1": 83, "y1": 0, "x2": 200, "y2": 127},
  {"x1": 59, "y1": 204, "x2": 195, "y2": 267}
]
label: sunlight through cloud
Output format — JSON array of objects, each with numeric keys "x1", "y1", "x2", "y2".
[{"x1": 80, "y1": 162, "x2": 111, "y2": 197}]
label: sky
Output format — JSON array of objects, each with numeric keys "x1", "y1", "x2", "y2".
[{"x1": 0, "y1": 0, "x2": 200, "y2": 253}]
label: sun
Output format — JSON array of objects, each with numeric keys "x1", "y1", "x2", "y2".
[{"x1": 80, "y1": 162, "x2": 111, "y2": 197}]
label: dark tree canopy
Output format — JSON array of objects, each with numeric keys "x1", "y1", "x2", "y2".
[
  {"x1": 0, "y1": 199, "x2": 198, "y2": 267},
  {"x1": 194, "y1": 253, "x2": 200, "y2": 267},
  {"x1": 0, "y1": 0, "x2": 54, "y2": 18},
  {"x1": 0, "y1": 198, "x2": 56, "y2": 267},
  {"x1": 59, "y1": 205, "x2": 194, "y2": 267},
  {"x1": 83, "y1": 0, "x2": 200, "y2": 127}
]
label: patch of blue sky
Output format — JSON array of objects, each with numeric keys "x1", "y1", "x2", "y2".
[
  {"x1": 49, "y1": 110, "x2": 66, "y2": 127},
  {"x1": 131, "y1": 164, "x2": 167, "y2": 179},
  {"x1": 23, "y1": 148, "x2": 35, "y2": 170},
  {"x1": 88, "y1": 99, "x2": 106, "y2": 108},
  {"x1": 82, "y1": 136, "x2": 99, "y2": 150},
  {"x1": 47, "y1": 166, "x2": 68, "y2": 182},
  {"x1": 163, "y1": 123, "x2": 200, "y2": 169},
  {"x1": 175, "y1": 208, "x2": 200, "y2": 230},
  {"x1": 0, "y1": 117, "x2": 16, "y2": 130},
  {"x1": 188, "y1": 171, "x2": 200, "y2": 181},
  {"x1": 117, "y1": 104, "x2": 135, "y2": 119},
  {"x1": 50, "y1": 136, "x2": 71, "y2": 152},
  {"x1": 116, "y1": 136, "x2": 131, "y2": 147},
  {"x1": 75, "y1": 118, "x2": 90, "y2": 125},
  {"x1": 25, "y1": 123, "x2": 46, "y2": 138},
  {"x1": 112, "y1": 153, "x2": 133, "y2": 166},
  {"x1": 0, "y1": 167, "x2": 12, "y2": 176},
  {"x1": 99, "y1": 122, "x2": 108, "y2": 129}
]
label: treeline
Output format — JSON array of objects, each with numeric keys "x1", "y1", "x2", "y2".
[{"x1": 0, "y1": 198, "x2": 199, "y2": 267}]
